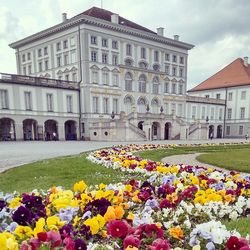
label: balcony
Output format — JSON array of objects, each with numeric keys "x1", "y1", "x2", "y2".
[{"x1": 0, "y1": 72, "x2": 79, "y2": 90}]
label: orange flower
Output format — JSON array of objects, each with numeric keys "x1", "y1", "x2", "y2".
[
  {"x1": 104, "y1": 206, "x2": 124, "y2": 221},
  {"x1": 169, "y1": 227, "x2": 184, "y2": 240}
]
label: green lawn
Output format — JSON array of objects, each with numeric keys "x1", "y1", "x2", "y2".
[
  {"x1": 0, "y1": 153, "x2": 140, "y2": 193},
  {"x1": 223, "y1": 217, "x2": 250, "y2": 236}
]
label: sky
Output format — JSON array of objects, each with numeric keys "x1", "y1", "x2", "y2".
[{"x1": 1, "y1": 0, "x2": 250, "y2": 89}]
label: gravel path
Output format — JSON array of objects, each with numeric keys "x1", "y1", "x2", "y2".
[{"x1": 162, "y1": 153, "x2": 231, "y2": 173}]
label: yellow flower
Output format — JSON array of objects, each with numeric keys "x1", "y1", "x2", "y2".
[
  {"x1": 125, "y1": 184, "x2": 133, "y2": 192},
  {"x1": 127, "y1": 212, "x2": 135, "y2": 220},
  {"x1": 0, "y1": 232, "x2": 18, "y2": 250},
  {"x1": 99, "y1": 183, "x2": 106, "y2": 190},
  {"x1": 34, "y1": 218, "x2": 45, "y2": 237},
  {"x1": 8, "y1": 198, "x2": 22, "y2": 209},
  {"x1": 125, "y1": 247, "x2": 138, "y2": 250},
  {"x1": 46, "y1": 216, "x2": 66, "y2": 230},
  {"x1": 192, "y1": 245, "x2": 201, "y2": 250},
  {"x1": 73, "y1": 180, "x2": 87, "y2": 193},
  {"x1": 169, "y1": 227, "x2": 184, "y2": 240},
  {"x1": 104, "y1": 206, "x2": 125, "y2": 221},
  {"x1": 84, "y1": 215, "x2": 106, "y2": 235},
  {"x1": 14, "y1": 226, "x2": 33, "y2": 240}
]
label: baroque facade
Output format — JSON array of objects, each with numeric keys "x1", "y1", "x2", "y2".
[{"x1": 0, "y1": 7, "x2": 225, "y2": 141}]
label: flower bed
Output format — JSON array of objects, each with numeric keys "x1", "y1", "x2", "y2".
[{"x1": 1, "y1": 143, "x2": 250, "y2": 249}]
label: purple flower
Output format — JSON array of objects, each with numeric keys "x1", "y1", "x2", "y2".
[
  {"x1": 77, "y1": 225, "x2": 92, "y2": 240},
  {"x1": 206, "y1": 242, "x2": 215, "y2": 250},
  {"x1": 22, "y1": 194, "x2": 43, "y2": 208},
  {"x1": 12, "y1": 206, "x2": 32, "y2": 226},
  {"x1": 74, "y1": 238, "x2": 87, "y2": 250},
  {"x1": 145, "y1": 198, "x2": 159, "y2": 209},
  {"x1": 84, "y1": 198, "x2": 111, "y2": 216},
  {"x1": 0, "y1": 200, "x2": 6, "y2": 211},
  {"x1": 59, "y1": 224, "x2": 73, "y2": 237}
]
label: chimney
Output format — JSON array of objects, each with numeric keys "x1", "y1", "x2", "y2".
[
  {"x1": 243, "y1": 56, "x2": 248, "y2": 66},
  {"x1": 111, "y1": 14, "x2": 119, "y2": 24},
  {"x1": 157, "y1": 27, "x2": 164, "y2": 36},
  {"x1": 62, "y1": 13, "x2": 67, "y2": 22},
  {"x1": 174, "y1": 35, "x2": 179, "y2": 41}
]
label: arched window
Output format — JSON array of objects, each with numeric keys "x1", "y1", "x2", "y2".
[
  {"x1": 152, "y1": 76, "x2": 160, "y2": 94},
  {"x1": 137, "y1": 97, "x2": 147, "y2": 113},
  {"x1": 151, "y1": 98, "x2": 160, "y2": 114},
  {"x1": 124, "y1": 95, "x2": 133, "y2": 114},
  {"x1": 125, "y1": 72, "x2": 133, "y2": 91},
  {"x1": 138, "y1": 74, "x2": 146, "y2": 92}
]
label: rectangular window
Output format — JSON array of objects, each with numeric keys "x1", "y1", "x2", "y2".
[
  {"x1": 112, "y1": 40, "x2": 118, "y2": 49},
  {"x1": 180, "y1": 56, "x2": 184, "y2": 64},
  {"x1": 112, "y1": 74, "x2": 119, "y2": 86},
  {"x1": 44, "y1": 47, "x2": 48, "y2": 55},
  {"x1": 240, "y1": 107, "x2": 245, "y2": 119},
  {"x1": 93, "y1": 97, "x2": 99, "y2": 113},
  {"x1": 24, "y1": 91, "x2": 32, "y2": 110},
  {"x1": 165, "y1": 103, "x2": 169, "y2": 114},
  {"x1": 178, "y1": 84, "x2": 183, "y2": 95},
  {"x1": 56, "y1": 42, "x2": 61, "y2": 51},
  {"x1": 226, "y1": 126, "x2": 230, "y2": 135},
  {"x1": 102, "y1": 53, "x2": 108, "y2": 64},
  {"x1": 70, "y1": 37, "x2": 76, "y2": 46},
  {"x1": 164, "y1": 82, "x2": 169, "y2": 93},
  {"x1": 22, "y1": 54, "x2": 26, "y2": 62},
  {"x1": 72, "y1": 73, "x2": 77, "y2": 82},
  {"x1": 92, "y1": 71, "x2": 98, "y2": 84},
  {"x1": 0, "y1": 90, "x2": 9, "y2": 109},
  {"x1": 103, "y1": 98, "x2": 109, "y2": 114},
  {"x1": 165, "y1": 65, "x2": 169, "y2": 75},
  {"x1": 172, "y1": 83, "x2": 176, "y2": 94},
  {"x1": 172, "y1": 55, "x2": 177, "y2": 63},
  {"x1": 64, "y1": 54, "x2": 69, "y2": 65},
  {"x1": 210, "y1": 107, "x2": 214, "y2": 120},
  {"x1": 228, "y1": 92, "x2": 233, "y2": 101},
  {"x1": 102, "y1": 71, "x2": 109, "y2": 85},
  {"x1": 81, "y1": 123, "x2": 85, "y2": 133},
  {"x1": 219, "y1": 108, "x2": 223, "y2": 120},
  {"x1": 141, "y1": 47, "x2": 146, "y2": 59},
  {"x1": 71, "y1": 51, "x2": 76, "y2": 63},
  {"x1": 23, "y1": 66, "x2": 26, "y2": 75},
  {"x1": 65, "y1": 74, "x2": 69, "y2": 81},
  {"x1": 66, "y1": 95, "x2": 73, "y2": 113},
  {"x1": 153, "y1": 84, "x2": 159, "y2": 94},
  {"x1": 57, "y1": 56, "x2": 61, "y2": 67},
  {"x1": 179, "y1": 68, "x2": 183, "y2": 77},
  {"x1": 38, "y1": 49, "x2": 42, "y2": 57},
  {"x1": 102, "y1": 38, "x2": 108, "y2": 47},
  {"x1": 205, "y1": 94, "x2": 209, "y2": 98},
  {"x1": 27, "y1": 53, "x2": 31, "y2": 61},
  {"x1": 45, "y1": 60, "x2": 49, "y2": 70},
  {"x1": 113, "y1": 98, "x2": 118, "y2": 114},
  {"x1": 241, "y1": 91, "x2": 246, "y2": 100},
  {"x1": 202, "y1": 107, "x2": 206, "y2": 119},
  {"x1": 112, "y1": 55, "x2": 118, "y2": 65},
  {"x1": 227, "y1": 108, "x2": 232, "y2": 119},
  {"x1": 46, "y1": 93, "x2": 53, "y2": 111},
  {"x1": 172, "y1": 67, "x2": 176, "y2": 76},
  {"x1": 126, "y1": 44, "x2": 131, "y2": 56},
  {"x1": 171, "y1": 103, "x2": 176, "y2": 113},
  {"x1": 192, "y1": 106, "x2": 196, "y2": 119},
  {"x1": 177, "y1": 104, "x2": 183, "y2": 117},
  {"x1": 91, "y1": 36, "x2": 97, "y2": 45},
  {"x1": 28, "y1": 65, "x2": 32, "y2": 74},
  {"x1": 165, "y1": 53, "x2": 169, "y2": 61},
  {"x1": 154, "y1": 51, "x2": 159, "y2": 62},
  {"x1": 91, "y1": 51, "x2": 97, "y2": 62},
  {"x1": 38, "y1": 62, "x2": 42, "y2": 71},
  {"x1": 216, "y1": 93, "x2": 221, "y2": 99},
  {"x1": 63, "y1": 40, "x2": 68, "y2": 49},
  {"x1": 239, "y1": 125, "x2": 244, "y2": 135}
]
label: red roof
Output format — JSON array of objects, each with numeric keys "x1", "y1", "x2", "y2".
[
  {"x1": 189, "y1": 58, "x2": 250, "y2": 92},
  {"x1": 74, "y1": 6, "x2": 156, "y2": 34}
]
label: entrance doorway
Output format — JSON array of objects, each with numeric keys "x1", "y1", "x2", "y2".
[
  {"x1": 164, "y1": 122, "x2": 171, "y2": 140},
  {"x1": 208, "y1": 125, "x2": 214, "y2": 139},
  {"x1": 23, "y1": 119, "x2": 38, "y2": 140},
  {"x1": 44, "y1": 120, "x2": 58, "y2": 140},
  {"x1": 217, "y1": 125, "x2": 222, "y2": 138},
  {"x1": 0, "y1": 118, "x2": 16, "y2": 141},
  {"x1": 65, "y1": 120, "x2": 77, "y2": 140},
  {"x1": 152, "y1": 122, "x2": 160, "y2": 140}
]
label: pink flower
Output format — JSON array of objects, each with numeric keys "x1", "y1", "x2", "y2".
[
  {"x1": 123, "y1": 235, "x2": 141, "y2": 248},
  {"x1": 147, "y1": 238, "x2": 171, "y2": 250},
  {"x1": 226, "y1": 236, "x2": 249, "y2": 250},
  {"x1": 46, "y1": 231, "x2": 62, "y2": 248},
  {"x1": 64, "y1": 236, "x2": 75, "y2": 250},
  {"x1": 107, "y1": 220, "x2": 129, "y2": 238}
]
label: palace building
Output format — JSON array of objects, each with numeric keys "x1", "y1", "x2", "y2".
[{"x1": 0, "y1": 7, "x2": 228, "y2": 141}]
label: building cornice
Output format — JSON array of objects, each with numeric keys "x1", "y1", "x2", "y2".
[{"x1": 9, "y1": 14, "x2": 194, "y2": 51}]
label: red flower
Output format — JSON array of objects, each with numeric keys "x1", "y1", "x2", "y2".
[
  {"x1": 226, "y1": 236, "x2": 249, "y2": 250},
  {"x1": 107, "y1": 220, "x2": 129, "y2": 238},
  {"x1": 37, "y1": 232, "x2": 47, "y2": 242},
  {"x1": 123, "y1": 235, "x2": 141, "y2": 248},
  {"x1": 152, "y1": 238, "x2": 171, "y2": 250},
  {"x1": 144, "y1": 224, "x2": 164, "y2": 239}
]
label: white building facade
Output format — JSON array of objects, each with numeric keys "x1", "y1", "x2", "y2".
[{"x1": 0, "y1": 7, "x2": 226, "y2": 141}]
